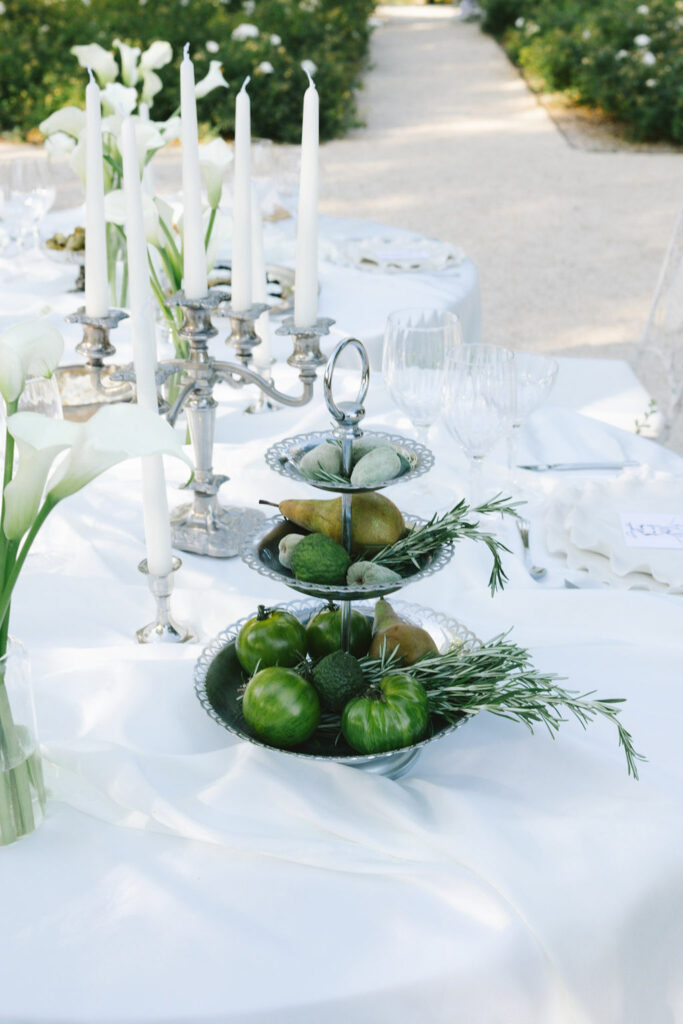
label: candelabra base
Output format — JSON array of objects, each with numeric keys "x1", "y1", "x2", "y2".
[
  {"x1": 136, "y1": 557, "x2": 195, "y2": 644},
  {"x1": 171, "y1": 500, "x2": 265, "y2": 558}
]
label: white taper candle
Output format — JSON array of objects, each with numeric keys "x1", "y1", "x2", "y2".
[
  {"x1": 84, "y1": 69, "x2": 109, "y2": 317},
  {"x1": 250, "y1": 184, "x2": 270, "y2": 369},
  {"x1": 180, "y1": 43, "x2": 208, "y2": 299},
  {"x1": 231, "y1": 77, "x2": 252, "y2": 312},
  {"x1": 121, "y1": 116, "x2": 174, "y2": 578},
  {"x1": 294, "y1": 71, "x2": 319, "y2": 328}
]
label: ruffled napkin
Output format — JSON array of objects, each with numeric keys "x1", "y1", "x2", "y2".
[{"x1": 546, "y1": 467, "x2": 683, "y2": 592}]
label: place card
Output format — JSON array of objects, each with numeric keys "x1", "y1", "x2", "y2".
[{"x1": 620, "y1": 513, "x2": 683, "y2": 549}]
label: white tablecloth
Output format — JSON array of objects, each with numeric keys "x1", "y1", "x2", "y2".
[{"x1": 1, "y1": 226, "x2": 682, "y2": 1024}]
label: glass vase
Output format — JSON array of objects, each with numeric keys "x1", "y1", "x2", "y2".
[{"x1": 0, "y1": 640, "x2": 45, "y2": 845}]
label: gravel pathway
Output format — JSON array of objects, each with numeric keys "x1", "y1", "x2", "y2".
[{"x1": 319, "y1": 5, "x2": 682, "y2": 373}]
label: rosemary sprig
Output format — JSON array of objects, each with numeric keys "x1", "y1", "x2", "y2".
[
  {"x1": 360, "y1": 636, "x2": 645, "y2": 779},
  {"x1": 304, "y1": 466, "x2": 352, "y2": 487},
  {"x1": 370, "y1": 495, "x2": 521, "y2": 595}
]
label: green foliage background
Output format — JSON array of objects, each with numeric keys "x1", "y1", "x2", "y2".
[
  {"x1": 479, "y1": 0, "x2": 683, "y2": 142},
  {"x1": 0, "y1": 0, "x2": 375, "y2": 142}
]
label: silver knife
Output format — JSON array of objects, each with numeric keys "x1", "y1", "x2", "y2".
[{"x1": 518, "y1": 460, "x2": 639, "y2": 472}]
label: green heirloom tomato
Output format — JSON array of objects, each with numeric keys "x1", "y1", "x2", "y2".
[
  {"x1": 306, "y1": 603, "x2": 372, "y2": 660},
  {"x1": 341, "y1": 674, "x2": 430, "y2": 754},
  {"x1": 242, "y1": 667, "x2": 320, "y2": 748},
  {"x1": 236, "y1": 605, "x2": 307, "y2": 675}
]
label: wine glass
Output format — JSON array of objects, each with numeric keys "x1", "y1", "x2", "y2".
[
  {"x1": 508, "y1": 352, "x2": 559, "y2": 479},
  {"x1": 382, "y1": 308, "x2": 461, "y2": 442},
  {"x1": 18, "y1": 376, "x2": 63, "y2": 418},
  {"x1": 441, "y1": 344, "x2": 516, "y2": 506},
  {"x1": 0, "y1": 159, "x2": 56, "y2": 253}
]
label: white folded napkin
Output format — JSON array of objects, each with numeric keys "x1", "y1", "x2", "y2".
[{"x1": 546, "y1": 468, "x2": 683, "y2": 592}]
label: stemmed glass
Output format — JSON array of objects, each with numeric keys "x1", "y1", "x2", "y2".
[
  {"x1": 441, "y1": 344, "x2": 516, "y2": 505},
  {"x1": 0, "y1": 159, "x2": 56, "y2": 253},
  {"x1": 508, "y1": 352, "x2": 559, "y2": 479},
  {"x1": 382, "y1": 308, "x2": 461, "y2": 442}
]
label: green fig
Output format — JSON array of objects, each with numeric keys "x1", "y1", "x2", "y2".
[
  {"x1": 369, "y1": 598, "x2": 438, "y2": 665},
  {"x1": 298, "y1": 442, "x2": 343, "y2": 479},
  {"x1": 350, "y1": 447, "x2": 402, "y2": 487}
]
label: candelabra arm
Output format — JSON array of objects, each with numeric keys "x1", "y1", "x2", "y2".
[
  {"x1": 167, "y1": 378, "x2": 199, "y2": 426},
  {"x1": 213, "y1": 360, "x2": 316, "y2": 409}
]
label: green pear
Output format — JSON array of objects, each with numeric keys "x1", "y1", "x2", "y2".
[
  {"x1": 278, "y1": 493, "x2": 405, "y2": 555},
  {"x1": 369, "y1": 598, "x2": 438, "y2": 665}
]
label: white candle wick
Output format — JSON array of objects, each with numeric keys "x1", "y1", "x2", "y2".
[
  {"x1": 240, "y1": 76, "x2": 251, "y2": 94},
  {"x1": 304, "y1": 69, "x2": 315, "y2": 88},
  {"x1": 183, "y1": 41, "x2": 190, "y2": 60},
  {"x1": 87, "y1": 65, "x2": 95, "y2": 85}
]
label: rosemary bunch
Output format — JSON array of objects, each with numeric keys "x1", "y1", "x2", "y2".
[
  {"x1": 360, "y1": 637, "x2": 645, "y2": 778},
  {"x1": 370, "y1": 496, "x2": 521, "y2": 595}
]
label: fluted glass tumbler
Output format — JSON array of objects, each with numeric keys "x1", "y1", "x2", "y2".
[
  {"x1": 442, "y1": 344, "x2": 516, "y2": 505},
  {"x1": 382, "y1": 308, "x2": 461, "y2": 441}
]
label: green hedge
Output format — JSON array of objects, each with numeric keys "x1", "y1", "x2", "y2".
[
  {"x1": 0, "y1": 0, "x2": 375, "y2": 142},
  {"x1": 479, "y1": 0, "x2": 683, "y2": 143}
]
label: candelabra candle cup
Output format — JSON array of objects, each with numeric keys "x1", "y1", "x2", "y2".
[
  {"x1": 136, "y1": 557, "x2": 195, "y2": 644},
  {"x1": 225, "y1": 301, "x2": 270, "y2": 366},
  {"x1": 65, "y1": 307, "x2": 129, "y2": 367},
  {"x1": 275, "y1": 315, "x2": 334, "y2": 372},
  {"x1": 57, "y1": 307, "x2": 134, "y2": 420}
]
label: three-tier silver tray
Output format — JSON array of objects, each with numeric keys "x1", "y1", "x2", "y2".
[{"x1": 195, "y1": 337, "x2": 471, "y2": 778}]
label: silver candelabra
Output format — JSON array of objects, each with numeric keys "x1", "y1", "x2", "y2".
[{"x1": 160, "y1": 292, "x2": 332, "y2": 558}]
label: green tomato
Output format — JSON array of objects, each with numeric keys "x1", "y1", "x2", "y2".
[
  {"x1": 242, "y1": 666, "x2": 320, "y2": 748},
  {"x1": 236, "y1": 605, "x2": 307, "y2": 676},
  {"x1": 306, "y1": 604, "x2": 372, "y2": 660},
  {"x1": 341, "y1": 674, "x2": 430, "y2": 754}
]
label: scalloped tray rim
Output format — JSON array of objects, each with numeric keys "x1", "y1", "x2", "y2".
[{"x1": 264, "y1": 429, "x2": 435, "y2": 494}]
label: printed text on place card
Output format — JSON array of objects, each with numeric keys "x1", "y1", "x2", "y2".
[{"x1": 620, "y1": 513, "x2": 683, "y2": 548}]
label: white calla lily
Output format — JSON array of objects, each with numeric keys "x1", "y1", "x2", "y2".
[
  {"x1": 44, "y1": 131, "x2": 77, "y2": 159},
  {"x1": 140, "y1": 40, "x2": 173, "y2": 72},
  {"x1": 2, "y1": 416, "x2": 79, "y2": 541},
  {"x1": 199, "y1": 138, "x2": 233, "y2": 208},
  {"x1": 153, "y1": 196, "x2": 176, "y2": 245},
  {"x1": 114, "y1": 39, "x2": 142, "y2": 87},
  {"x1": 141, "y1": 69, "x2": 163, "y2": 107},
  {"x1": 195, "y1": 61, "x2": 229, "y2": 99},
  {"x1": 45, "y1": 404, "x2": 191, "y2": 501},
  {"x1": 157, "y1": 116, "x2": 181, "y2": 145},
  {"x1": 115, "y1": 117, "x2": 165, "y2": 171},
  {"x1": 70, "y1": 44, "x2": 118, "y2": 85},
  {"x1": 205, "y1": 208, "x2": 230, "y2": 272},
  {"x1": 39, "y1": 106, "x2": 86, "y2": 140},
  {"x1": 69, "y1": 135, "x2": 86, "y2": 187},
  {"x1": 101, "y1": 82, "x2": 138, "y2": 117},
  {"x1": 105, "y1": 189, "x2": 161, "y2": 245},
  {"x1": 0, "y1": 321, "x2": 64, "y2": 405}
]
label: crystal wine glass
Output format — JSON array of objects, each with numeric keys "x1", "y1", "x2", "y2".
[
  {"x1": 441, "y1": 344, "x2": 516, "y2": 505},
  {"x1": 382, "y1": 308, "x2": 461, "y2": 442},
  {"x1": 508, "y1": 352, "x2": 559, "y2": 481},
  {"x1": 0, "y1": 158, "x2": 56, "y2": 253}
]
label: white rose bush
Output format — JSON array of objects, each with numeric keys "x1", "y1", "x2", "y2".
[{"x1": 482, "y1": 0, "x2": 683, "y2": 143}]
